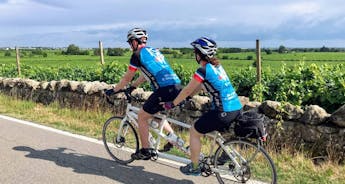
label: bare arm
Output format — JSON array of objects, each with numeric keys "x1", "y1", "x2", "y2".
[
  {"x1": 189, "y1": 83, "x2": 203, "y2": 97},
  {"x1": 172, "y1": 78, "x2": 202, "y2": 106},
  {"x1": 131, "y1": 74, "x2": 147, "y2": 88},
  {"x1": 113, "y1": 69, "x2": 136, "y2": 92}
]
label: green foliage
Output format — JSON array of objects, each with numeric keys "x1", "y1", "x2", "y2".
[
  {"x1": 78, "y1": 50, "x2": 89, "y2": 55},
  {"x1": 62, "y1": 44, "x2": 89, "y2": 55},
  {"x1": 0, "y1": 64, "x2": 18, "y2": 77},
  {"x1": 63, "y1": 44, "x2": 80, "y2": 55},
  {"x1": 247, "y1": 55, "x2": 254, "y2": 60},
  {"x1": 230, "y1": 67, "x2": 257, "y2": 97},
  {"x1": 229, "y1": 63, "x2": 345, "y2": 112},
  {"x1": 31, "y1": 49, "x2": 45, "y2": 55},
  {"x1": 107, "y1": 48, "x2": 126, "y2": 56},
  {"x1": 160, "y1": 48, "x2": 182, "y2": 58},
  {"x1": 4, "y1": 51, "x2": 11, "y2": 57},
  {"x1": 251, "y1": 82, "x2": 267, "y2": 102},
  {"x1": 264, "y1": 62, "x2": 344, "y2": 112},
  {"x1": 320, "y1": 46, "x2": 330, "y2": 52},
  {"x1": 100, "y1": 61, "x2": 127, "y2": 83},
  {"x1": 278, "y1": 45, "x2": 287, "y2": 53},
  {"x1": 264, "y1": 48, "x2": 272, "y2": 55},
  {"x1": 218, "y1": 47, "x2": 242, "y2": 53},
  {"x1": 93, "y1": 48, "x2": 101, "y2": 56},
  {"x1": 178, "y1": 48, "x2": 193, "y2": 55},
  {"x1": 222, "y1": 55, "x2": 229, "y2": 60},
  {"x1": 171, "y1": 63, "x2": 194, "y2": 86}
]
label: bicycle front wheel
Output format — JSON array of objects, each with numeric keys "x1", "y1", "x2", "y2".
[
  {"x1": 214, "y1": 139, "x2": 277, "y2": 184},
  {"x1": 102, "y1": 116, "x2": 139, "y2": 164}
]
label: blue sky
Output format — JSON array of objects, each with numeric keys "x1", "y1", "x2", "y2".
[{"x1": 1, "y1": 0, "x2": 345, "y2": 48}]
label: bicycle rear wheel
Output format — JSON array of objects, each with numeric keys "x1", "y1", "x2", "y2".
[
  {"x1": 102, "y1": 116, "x2": 139, "y2": 164},
  {"x1": 214, "y1": 139, "x2": 277, "y2": 184}
]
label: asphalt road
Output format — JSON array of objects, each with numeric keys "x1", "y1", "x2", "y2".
[{"x1": 0, "y1": 115, "x2": 219, "y2": 184}]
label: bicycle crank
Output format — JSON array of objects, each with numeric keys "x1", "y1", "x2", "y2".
[
  {"x1": 200, "y1": 158, "x2": 214, "y2": 177},
  {"x1": 150, "y1": 150, "x2": 158, "y2": 161}
]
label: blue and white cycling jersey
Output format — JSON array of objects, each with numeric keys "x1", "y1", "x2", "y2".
[
  {"x1": 193, "y1": 63, "x2": 242, "y2": 112},
  {"x1": 129, "y1": 47, "x2": 181, "y2": 91}
]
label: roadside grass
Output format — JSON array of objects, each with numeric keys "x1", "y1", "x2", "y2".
[
  {"x1": 273, "y1": 148, "x2": 345, "y2": 184},
  {"x1": 0, "y1": 94, "x2": 112, "y2": 140},
  {"x1": 0, "y1": 93, "x2": 344, "y2": 183}
]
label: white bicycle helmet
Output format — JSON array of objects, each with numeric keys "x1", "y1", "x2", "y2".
[
  {"x1": 127, "y1": 28, "x2": 148, "y2": 43},
  {"x1": 191, "y1": 37, "x2": 217, "y2": 58}
]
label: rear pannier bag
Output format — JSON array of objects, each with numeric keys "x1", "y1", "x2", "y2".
[{"x1": 234, "y1": 111, "x2": 267, "y2": 140}]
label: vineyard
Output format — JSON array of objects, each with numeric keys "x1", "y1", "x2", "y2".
[{"x1": 0, "y1": 49, "x2": 344, "y2": 112}]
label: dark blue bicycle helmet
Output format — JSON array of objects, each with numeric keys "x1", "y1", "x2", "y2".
[{"x1": 191, "y1": 37, "x2": 217, "y2": 58}]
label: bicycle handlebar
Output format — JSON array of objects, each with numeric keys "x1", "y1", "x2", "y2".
[{"x1": 104, "y1": 88, "x2": 139, "y2": 105}]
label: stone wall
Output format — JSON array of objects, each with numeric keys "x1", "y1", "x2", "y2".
[{"x1": 0, "y1": 77, "x2": 344, "y2": 163}]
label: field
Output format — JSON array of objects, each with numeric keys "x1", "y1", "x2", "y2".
[{"x1": 1, "y1": 49, "x2": 344, "y2": 73}]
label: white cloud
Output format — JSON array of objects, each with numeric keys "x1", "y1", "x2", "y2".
[
  {"x1": 1, "y1": 0, "x2": 345, "y2": 47},
  {"x1": 281, "y1": 2, "x2": 320, "y2": 15}
]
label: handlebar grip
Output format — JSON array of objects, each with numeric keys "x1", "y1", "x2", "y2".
[{"x1": 104, "y1": 88, "x2": 135, "y2": 105}]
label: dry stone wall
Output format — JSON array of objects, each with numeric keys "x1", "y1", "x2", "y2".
[{"x1": 0, "y1": 77, "x2": 344, "y2": 163}]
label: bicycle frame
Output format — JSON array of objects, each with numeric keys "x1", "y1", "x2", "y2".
[
  {"x1": 118, "y1": 102, "x2": 190, "y2": 163},
  {"x1": 117, "y1": 101, "x2": 253, "y2": 172}
]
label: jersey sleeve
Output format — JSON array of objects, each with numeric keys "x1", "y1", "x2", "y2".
[
  {"x1": 193, "y1": 67, "x2": 206, "y2": 83},
  {"x1": 129, "y1": 53, "x2": 140, "y2": 71}
]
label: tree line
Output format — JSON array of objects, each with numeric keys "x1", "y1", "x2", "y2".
[
  {"x1": 3, "y1": 44, "x2": 345, "y2": 58},
  {"x1": 59, "y1": 44, "x2": 345, "y2": 55}
]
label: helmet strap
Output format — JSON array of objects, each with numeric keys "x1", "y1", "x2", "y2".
[
  {"x1": 136, "y1": 38, "x2": 142, "y2": 44},
  {"x1": 194, "y1": 52, "x2": 201, "y2": 64},
  {"x1": 129, "y1": 41, "x2": 139, "y2": 51}
]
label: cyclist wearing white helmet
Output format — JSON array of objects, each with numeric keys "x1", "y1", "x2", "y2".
[
  {"x1": 110, "y1": 28, "x2": 182, "y2": 160},
  {"x1": 163, "y1": 37, "x2": 242, "y2": 176}
]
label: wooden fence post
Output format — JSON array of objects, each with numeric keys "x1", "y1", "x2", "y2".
[
  {"x1": 256, "y1": 39, "x2": 261, "y2": 83},
  {"x1": 99, "y1": 41, "x2": 105, "y2": 65},
  {"x1": 15, "y1": 46, "x2": 21, "y2": 77}
]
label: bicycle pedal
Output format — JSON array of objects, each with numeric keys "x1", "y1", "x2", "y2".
[
  {"x1": 150, "y1": 152, "x2": 158, "y2": 161},
  {"x1": 158, "y1": 142, "x2": 174, "y2": 152}
]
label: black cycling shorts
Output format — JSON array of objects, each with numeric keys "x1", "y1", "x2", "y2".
[
  {"x1": 194, "y1": 109, "x2": 241, "y2": 134},
  {"x1": 143, "y1": 84, "x2": 182, "y2": 114}
]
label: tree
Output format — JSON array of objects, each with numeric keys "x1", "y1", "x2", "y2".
[
  {"x1": 278, "y1": 45, "x2": 287, "y2": 53},
  {"x1": 4, "y1": 51, "x2": 11, "y2": 57},
  {"x1": 247, "y1": 55, "x2": 254, "y2": 60},
  {"x1": 78, "y1": 50, "x2": 89, "y2": 55},
  {"x1": 64, "y1": 44, "x2": 80, "y2": 55},
  {"x1": 264, "y1": 48, "x2": 272, "y2": 55},
  {"x1": 178, "y1": 47, "x2": 193, "y2": 55},
  {"x1": 93, "y1": 48, "x2": 101, "y2": 56},
  {"x1": 218, "y1": 47, "x2": 242, "y2": 53},
  {"x1": 320, "y1": 46, "x2": 330, "y2": 52},
  {"x1": 107, "y1": 48, "x2": 125, "y2": 56}
]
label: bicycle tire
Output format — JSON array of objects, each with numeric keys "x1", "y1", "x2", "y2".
[
  {"x1": 102, "y1": 116, "x2": 139, "y2": 164},
  {"x1": 213, "y1": 138, "x2": 277, "y2": 184}
]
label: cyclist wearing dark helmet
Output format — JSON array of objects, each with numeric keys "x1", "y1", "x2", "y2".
[
  {"x1": 163, "y1": 37, "x2": 242, "y2": 176},
  {"x1": 110, "y1": 28, "x2": 182, "y2": 160}
]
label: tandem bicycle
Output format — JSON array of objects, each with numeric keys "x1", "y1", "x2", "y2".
[{"x1": 102, "y1": 88, "x2": 277, "y2": 184}]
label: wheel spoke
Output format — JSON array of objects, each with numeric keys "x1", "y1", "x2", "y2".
[
  {"x1": 102, "y1": 116, "x2": 139, "y2": 164},
  {"x1": 213, "y1": 139, "x2": 277, "y2": 184}
]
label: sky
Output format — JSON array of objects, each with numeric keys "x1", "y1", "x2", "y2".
[{"x1": 1, "y1": 0, "x2": 345, "y2": 48}]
